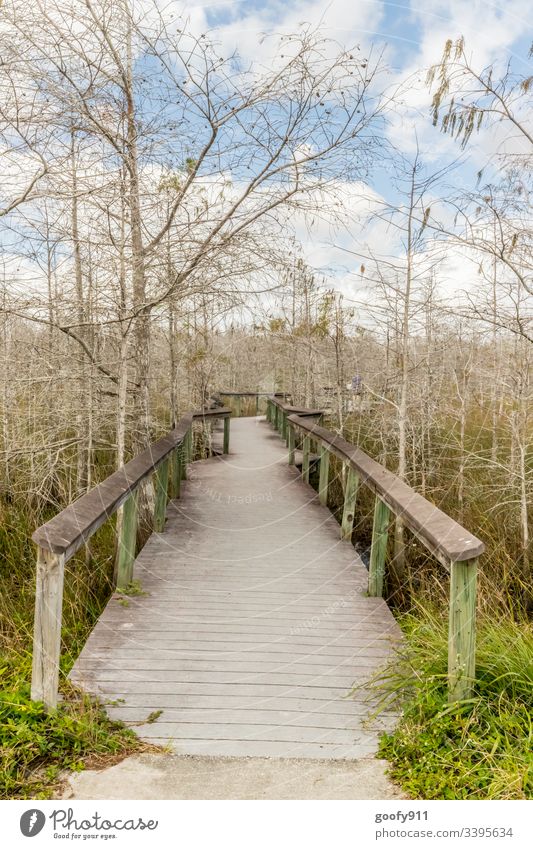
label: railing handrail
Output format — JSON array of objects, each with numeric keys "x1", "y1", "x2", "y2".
[
  {"x1": 215, "y1": 391, "x2": 290, "y2": 398},
  {"x1": 32, "y1": 407, "x2": 231, "y2": 560},
  {"x1": 266, "y1": 393, "x2": 482, "y2": 702},
  {"x1": 288, "y1": 413, "x2": 484, "y2": 565}
]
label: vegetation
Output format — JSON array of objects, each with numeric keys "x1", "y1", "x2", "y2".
[
  {"x1": 0, "y1": 499, "x2": 148, "y2": 799},
  {"x1": 375, "y1": 608, "x2": 533, "y2": 800}
]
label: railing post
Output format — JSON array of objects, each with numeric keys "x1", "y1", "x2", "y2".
[
  {"x1": 180, "y1": 438, "x2": 187, "y2": 480},
  {"x1": 283, "y1": 412, "x2": 288, "y2": 444},
  {"x1": 235, "y1": 395, "x2": 242, "y2": 417},
  {"x1": 302, "y1": 435, "x2": 310, "y2": 483},
  {"x1": 288, "y1": 424, "x2": 295, "y2": 465},
  {"x1": 223, "y1": 416, "x2": 230, "y2": 454},
  {"x1": 31, "y1": 546, "x2": 65, "y2": 710},
  {"x1": 116, "y1": 491, "x2": 138, "y2": 589},
  {"x1": 368, "y1": 496, "x2": 391, "y2": 596},
  {"x1": 448, "y1": 558, "x2": 477, "y2": 702},
  {"x1": 153, "y1": 458, "x2": 170, "y2": 532},
  {"x1": 318, "y1": 444, "x2": 330, "y2": 506},
  {"x1": 170, "y1": 447, "x2": 181, "y2": 498},
  {"x1": 341, "y1": 466, "x2": 359, "y2": 541}
]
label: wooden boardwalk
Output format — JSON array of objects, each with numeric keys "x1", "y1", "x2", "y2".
[{"x1": 71, "y1": 416, "x2": 402, "y2": 759}]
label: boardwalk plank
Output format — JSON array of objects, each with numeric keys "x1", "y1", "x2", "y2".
[{"x1": 71, "y1": 417, "x2": 399, "y2": 758}]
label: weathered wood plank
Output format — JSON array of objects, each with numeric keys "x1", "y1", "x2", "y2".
[
  {"x1": 448, "y1": 558, "x2": 477, "y2": 702},
  {"x1": 116, "y1": 492, "x2": 138, "y2": 589},
  {"x1": 318, "y1": 445, "x2": 330, "y2": 506},
  {"x1": 288, "y1": 413, "x2": 484, "y2": 564},
  {"x1": 71, "y1": 417, "x2": 401, "y2": 758},
  {"x1": 153, "y1": 458, "x2": 170, "y2": 533},
  {"x1": 368, "y1": 496, "x2": 391, "y2": 597},
  {"x1": 341, "y1": 466, "x2": 359, "y2": 541},
  {"x1": 31, "y1": 547, "x2": 65, "y2": 709}
]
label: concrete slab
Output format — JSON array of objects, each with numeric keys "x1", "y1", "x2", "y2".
[{"x1": 59, "y1": 752, "x2": 405, "y2": 800}]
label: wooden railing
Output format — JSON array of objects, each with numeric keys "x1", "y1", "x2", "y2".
[
  {"x1": 31, "y1": 406, "x2": 231, "y2": 709},
  {"x1": 214, "y1": 391, "x2": 291, "y2": 417},
  {"x1": 266, "y1": 396, "x2": 484, "y2": 703}
]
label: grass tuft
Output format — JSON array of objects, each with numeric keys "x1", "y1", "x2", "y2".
[{"x1": 368, "y1": 605, "x2": 533, "y2": 799}]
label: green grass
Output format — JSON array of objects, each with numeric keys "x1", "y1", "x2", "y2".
[
  {"x1": 368, "y1": 606, "x2": 533, "y2": 799},
  {"x1": 0, "y1": 497, "x2": 149, "y2": 800},
  {"x1": 0, "y1": 665, "x2": 146, "y2": 799}
]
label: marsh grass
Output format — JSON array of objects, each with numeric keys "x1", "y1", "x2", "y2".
[
  {"x1": 366, "y1": 604, "x2": 533, "y2": 799},
  {"x1": 0, "y1": 498, "x2": 147, "y2": 799}
]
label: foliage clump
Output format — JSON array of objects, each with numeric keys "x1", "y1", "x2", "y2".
[{"x1": 371, "y1": 609, "x2": 533, "y2": 800}]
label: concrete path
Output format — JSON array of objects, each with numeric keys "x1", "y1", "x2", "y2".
[{"x1": 60, "y1": 753, "x2": 404, "y2": 800}]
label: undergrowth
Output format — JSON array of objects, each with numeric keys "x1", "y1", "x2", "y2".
[
  {"x1": 0, "y1": 498, "x2": 148, "y2": 800},
  {"x1": 369, "y1": 606, "x2": 533, "y2": 799},
  {"x1": 0, "y1": 668, "x2": 146, "y2": 799}
]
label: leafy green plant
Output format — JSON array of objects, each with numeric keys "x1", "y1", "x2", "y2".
[
  {"x1": 365, "y1": 605, "x2": 533, "y2": 799},
  {"x1": 0, "y1": 496, "x2": 150, "y2": 800},
  {"x1": 0, "y1": 676, "x2": 145, "y2": 799}
]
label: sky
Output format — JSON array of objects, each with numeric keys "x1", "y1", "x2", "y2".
[
  {"x1": 163, "y1": 0, "x2": 532, "y2": 311},
  {"x1": 1, "y1": 0, "x2": 530, "y2": 325}
]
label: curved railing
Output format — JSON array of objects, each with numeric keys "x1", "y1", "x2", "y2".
[{"x1": 266, "y1": 395, "x2": 484, "y2": 702}]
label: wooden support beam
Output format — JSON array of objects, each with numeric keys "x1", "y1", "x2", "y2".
[
  {"x1": 153, "y1": 458, "x2": 170, "y2": 532},
  {"x1": 235, "y1": 396, "x2": 242, "y2": 417},
  {"x1": 170, "y1": 447, "x2": 181, "y2": 499},
  {"x1": 318, "y1": 445, "x2": 330, "y2": 507},
  {"x1": 288, "y1": 425, "x2": 295, "y2": 465},
  {"x1": 116, "y1": 491, "x2": 138, "y2": 589},
  {"x1": 180, "y1": 440, "x2": 187, "y2": 480},
  {"x1": 368, "y1": 496, "x2": 391, "y2": 596},
  {"x1": 302, "y1": 435, "x2": 310, "y2": 483},
  {"x1": 341, "y1": 466, "x2": 359, "y2": 541},
  {"x1": 223, "y1": 417, "x2": 230, "y2": 454},
  {"x1": 448, "y1": 558, "x2": 477, "y2": 702},
  {"x1": 31, "y1": 547, "x2": 66, "y2": 710}
]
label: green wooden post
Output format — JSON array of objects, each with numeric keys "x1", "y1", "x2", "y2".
[
  {"x1": 288, "y1": 424, "x2": 295, "y2": 465},
  {"x1": 116, "y1": 491, "x2": 138, "y2": 589},
  {"x1": 180, "y1": 439, "x2": 187, "y2": 480},
  {"x1": 368, "y1": 496, "x2": 391, "y2": 596},
  {"x1": 318, "y1": 444, "x2": 330, "y2": 506},
  {"x1": 448, "y1": 558, "x2": 477, "y2": 702},
  {"x1": 223, "y1": 416, "x2": 230, "y2": 454},
  {"x1": 170, "y1": 447, "x2": 181, "y2": 499},
  {"x1": 341, "y1": 466, "x2": 359, "y2": 541},
  {"x1": 235, "y1": 395, "x2": 242, "y2": 417},
  {"x1": 255, "y1": 394, "x2": 259, "y2": 415},
  {"x1": 302, "y1": 435, "x2": 310, "y2": 483},
  {"x1": 282, "y1": 412, "x2": 288, "y2": 442},
  {"x1": 153, "y1": 458, "x2": 170, "y2": 532}
]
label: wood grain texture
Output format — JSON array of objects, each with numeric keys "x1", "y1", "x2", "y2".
[
  {"x1": 448, "y1": 558, "x2": 477, "y2": 702},
  {"x1": 31, "y1": 547, "x2": 65, "y2": 708},
  {"x1": 288, "y1": 413, "x2": 484, "y2": 564},
  {"x1": 70, "y1": 417, "x2": 401, "y2": 758}
]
